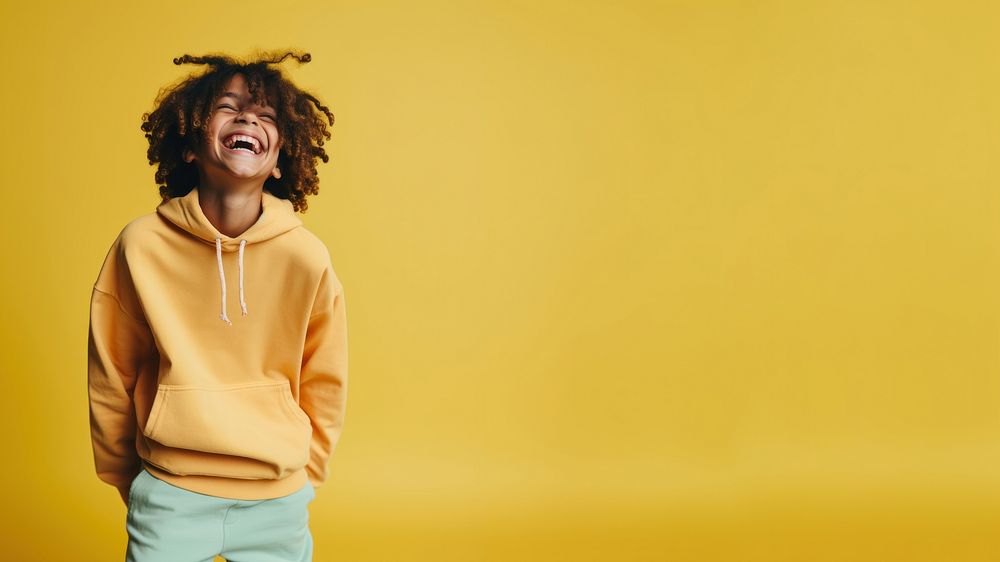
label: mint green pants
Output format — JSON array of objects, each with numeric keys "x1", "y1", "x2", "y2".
[{"x1": 125, "y1": 467, "x2": 315, "y2": 562}]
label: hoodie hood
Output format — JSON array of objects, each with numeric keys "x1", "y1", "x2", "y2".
[{"x1": 156, "y1": 187, "x2": 303, "y2": 325}]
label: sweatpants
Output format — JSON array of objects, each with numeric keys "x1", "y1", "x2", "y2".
[{"x1": 125, "y1": 466, "x2": 315, "y2": 562}]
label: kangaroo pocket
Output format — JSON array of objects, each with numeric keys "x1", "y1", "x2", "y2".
[{"x1": 142, "y1": 380, "x2": 312, "y2": 480}]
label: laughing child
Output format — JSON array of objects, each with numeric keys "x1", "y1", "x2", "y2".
[{"x1": 88, "y1": 50, "x2": 348, "y2": 561}]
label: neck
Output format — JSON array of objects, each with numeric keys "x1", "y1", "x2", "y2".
[{"x1": 197, "y1": 186, "x2": 264, "y2": 239}]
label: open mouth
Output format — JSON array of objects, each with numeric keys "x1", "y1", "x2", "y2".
[{"x1": 222, "y1": 133, "x2": 264, "y2": 156}]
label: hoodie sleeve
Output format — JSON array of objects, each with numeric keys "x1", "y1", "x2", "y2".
[
  {"x1": 300, "y1": 262, "x2": 349, "y2": 490},
  {"x1": 88, "y1": 234, "x2": 156, "y2": 506}
]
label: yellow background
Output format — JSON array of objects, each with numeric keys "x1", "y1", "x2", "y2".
[{"x1": 1, "y1": 0, "x2": 998, "y2": 560}]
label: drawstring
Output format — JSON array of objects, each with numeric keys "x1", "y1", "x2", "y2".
[
  {"x1": 238, "y1": 239, "x2": 248, "y2": 316},
  {"x1": 216, "y1": 237, "x2": 249, "y2": 325}
]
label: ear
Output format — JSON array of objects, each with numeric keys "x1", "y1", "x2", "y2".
[
  {"x1": 183, "y1": 148, "x2": 195, "y2": 163},
  {"x1": 271, "y1": 166, "x2": 282, "y2": 179}
]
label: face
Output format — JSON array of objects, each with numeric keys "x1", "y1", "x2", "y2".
[{"x1": 184, "y1": 73, "x2": 282, "y2": 186}]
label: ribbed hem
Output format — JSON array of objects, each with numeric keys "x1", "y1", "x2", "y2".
[{"x1": 141, "y1": 459, "x2": 308, "y2": 500}]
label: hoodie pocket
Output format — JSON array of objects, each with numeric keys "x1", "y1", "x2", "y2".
[{"x1": 142, "y1": 380, "x2": 312, "y2": 479}]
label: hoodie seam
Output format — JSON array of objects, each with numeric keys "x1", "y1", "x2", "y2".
[
  {"x1": 93, "y1": 286, "x2": 149, "y2": 326},
  {"x1": 309, "y1": 285, "x2": 344, "y2": 319}
]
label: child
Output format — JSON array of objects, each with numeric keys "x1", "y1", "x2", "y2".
[{"x1": 87, "y1": 50, "x2": 348, "y2": 562}]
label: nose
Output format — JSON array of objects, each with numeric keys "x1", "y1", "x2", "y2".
[{"x1": 235, "y1": 111, "x2": 259, "y2": 126}]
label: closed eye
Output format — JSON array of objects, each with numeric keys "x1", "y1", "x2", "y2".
[{"x1": 218, "y1": 104, "x2": 275, "y2": 121}]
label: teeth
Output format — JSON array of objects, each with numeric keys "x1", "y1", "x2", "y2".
[{"x1": 224, "y1": 134, "x2": 262, "y2": 154}]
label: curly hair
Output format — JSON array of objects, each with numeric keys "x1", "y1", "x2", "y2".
[{"x1": 140, "y1": 50, "x2": 335, "y2": 213}]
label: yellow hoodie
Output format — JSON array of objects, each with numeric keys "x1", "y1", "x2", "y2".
[{"x1": 88, "y1": 186, "x2": 348, "y2": 504}]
